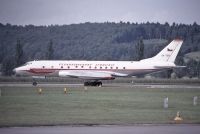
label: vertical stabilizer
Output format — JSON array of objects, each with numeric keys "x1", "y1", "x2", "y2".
[{"x1": 152, "y1": 39, "x2": 183, "y2": 63}]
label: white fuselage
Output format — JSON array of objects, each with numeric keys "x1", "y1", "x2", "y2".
[
  {"x1": 14, "y1": 60, "x2": 175, "y2": 80},
  {"x1": 13, "y1": 39, "x2": 183, "y2": 81}
]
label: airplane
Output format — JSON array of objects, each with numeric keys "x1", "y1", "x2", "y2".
[{"x1": 13, "y1": 39, "x2": 184, "y2": 86}]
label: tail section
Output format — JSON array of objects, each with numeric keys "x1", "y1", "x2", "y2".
[{"x1": 151, "y1": 39, "x2": 183, "y2": 63}]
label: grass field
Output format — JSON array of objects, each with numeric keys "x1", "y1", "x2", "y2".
[{"x1": 0, "y1": 84, "x2": 200, "y2": 127}]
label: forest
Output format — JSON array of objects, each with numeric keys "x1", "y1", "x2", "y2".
[{"x1": 0, "y1": 22, "x2": 200, "y2": 78}]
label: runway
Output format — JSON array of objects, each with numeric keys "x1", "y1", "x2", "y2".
[
  {"x1": 1, "y1": 83, "x2": 200, "y2": 89},
  {"x1": 1, "y1": 125, "x2": 200, "y2": 134}
]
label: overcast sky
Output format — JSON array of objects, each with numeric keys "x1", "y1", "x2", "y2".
[{"x1": 0, "y1": 0, "x2": 200, "y2": 25}]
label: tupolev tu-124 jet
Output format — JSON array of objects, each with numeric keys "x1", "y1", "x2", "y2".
[{"x1": 13, "y1": 39, "x2": 184, "y2": 86}]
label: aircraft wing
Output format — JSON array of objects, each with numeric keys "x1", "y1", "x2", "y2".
[{"x1": 58, "y1": 70, "x2": 115, "y2": 80}]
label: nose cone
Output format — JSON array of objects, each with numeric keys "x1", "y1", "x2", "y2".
[
  {"x1": 13, "y1": 68, "x2": 16, "y2": 74},
  {"x1": 12, "y1": 67, "x2": 28, "y2": 76},
  {"x1": 13, "y1": 67, "x2": 21, "y2": 76}
]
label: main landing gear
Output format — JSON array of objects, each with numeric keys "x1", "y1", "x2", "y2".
[
  {"x1": 84, "y1": 81, "x2": 102, "y2": 87},
  {"x1": 32, "y1": 80, "x2": 37, "y2": 86}
]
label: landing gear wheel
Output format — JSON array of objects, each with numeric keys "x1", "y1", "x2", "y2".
[
  {"x1": 84, "y1": 81, "x2": 103, "y2": 87},
  {"x1": 32, "y1": 81, "x2": 37, "y2": 86},
  {"x1": 84, "y1": 82, "x2": 89, "y2": 86},
  {"x1": 97, "y1": 82, "x2": 102, "y2": 87}
]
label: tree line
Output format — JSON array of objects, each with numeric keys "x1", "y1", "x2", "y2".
[{"x1": 0, "y1": 22, "x2": 199, "y2": 78}]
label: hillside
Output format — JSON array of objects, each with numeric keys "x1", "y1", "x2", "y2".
[
  {"x1": 0, "y1": 22, "x2": 200, "y2": 77},
  {"x1": 184, "y1": 51, "x2": 200, "y2": 61}
]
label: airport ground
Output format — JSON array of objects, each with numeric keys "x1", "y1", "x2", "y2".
[
  {"x1": 0, "y1": 82, "x2": 200, "y2": 127},
  {"x1": 1, "y1": 125, "x2": 200, "y2": 134}
]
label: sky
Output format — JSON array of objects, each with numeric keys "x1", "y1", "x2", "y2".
[{"x1": 0, "y1": 0, "x2": 200, "y2": 26}]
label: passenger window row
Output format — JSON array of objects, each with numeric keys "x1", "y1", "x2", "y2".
[{"x1": 42, "y1": 66, "x2": 126, "y2": 69}]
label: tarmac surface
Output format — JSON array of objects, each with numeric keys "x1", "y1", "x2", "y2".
[
  {"x1": 1, "y1": 125, "x2": 200, "y2": 134},
  {"x1": 1, "y1": 83, "x2": 200, "y2": 89}
]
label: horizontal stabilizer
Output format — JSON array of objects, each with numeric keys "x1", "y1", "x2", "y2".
[
  {"x1": 173, "y1": 66, "x2": 186, "y2": 68},
  {"x1": 154, "y1": 65, "x2": 186, "y2": 69}
]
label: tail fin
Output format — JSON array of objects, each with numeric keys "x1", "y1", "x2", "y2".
[{"x1": 152, "y1": 39, "x2": 183, "y2": 63}]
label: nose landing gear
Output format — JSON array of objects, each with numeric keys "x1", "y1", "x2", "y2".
[{"x1": 32, "y1": 80, "x2": 37, "y2": 86}]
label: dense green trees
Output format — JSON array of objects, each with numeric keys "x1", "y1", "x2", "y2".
[
  {"x1": 135, "y1": 39, "x2": 144, "y2": 61},
  {"x1": 0, "y1": 22, "x2": 200, "y2": 78},
  {"x1": 45, "y1": 39, "x2": 54, "y2": 60},
  {"x1": 15, "y1": 40, "x2": 24, "y2": 66}
]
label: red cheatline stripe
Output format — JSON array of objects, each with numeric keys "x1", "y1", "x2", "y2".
[{"x1": 22, "y1": 68, "x2": 163, "y2": 75}]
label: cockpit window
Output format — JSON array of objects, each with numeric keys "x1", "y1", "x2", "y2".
[{"x1": 23, "y1": 62, "x2": 32, "y2": 66}]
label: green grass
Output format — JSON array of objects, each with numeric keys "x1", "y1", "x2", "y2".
[{"x1": 0, "y1": 85, "x2": 200, "y2": 127}]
